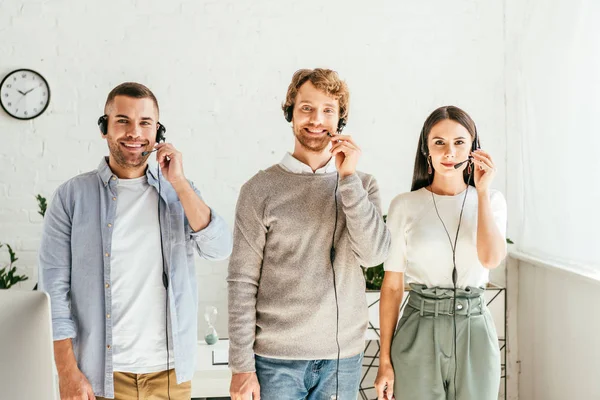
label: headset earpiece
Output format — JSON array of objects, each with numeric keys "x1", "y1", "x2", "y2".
[
  {"x1": 472, "y1": 126, "x2": 480, "y2": 152},
  {"x1": 337, "y1": 118, "x2": 346, "y2": 133},
  {"x1": 420, "y1": 126, "x2": 428, "y2": 157},
  {"x1": 98, "y1": 115, "x2": 108, "y2": 135},
  {"x1": 156, "y1": 123, "x2": 167, "y2": 143},
  {"x1": 284, "y1": 105, "x2": 293, "y2": 123}
]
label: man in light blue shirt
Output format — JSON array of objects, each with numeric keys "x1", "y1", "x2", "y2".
[{"x1": 39, "y1": 82, "x2": 232, "y2": 399}]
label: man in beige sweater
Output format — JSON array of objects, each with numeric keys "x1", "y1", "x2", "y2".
[{"x1": 228, "y1": 68, "x2": 390, "y2": 400}]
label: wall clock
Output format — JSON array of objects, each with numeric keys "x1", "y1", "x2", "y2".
[{"x1": 0, "y1": 69, "x2": 50, "y2": 120}]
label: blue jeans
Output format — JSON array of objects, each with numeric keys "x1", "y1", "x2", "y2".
[{"x1": 255, "y1": 353, "x2": 363, "y2": 400}]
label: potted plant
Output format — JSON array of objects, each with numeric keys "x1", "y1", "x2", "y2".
[{"x1": 0, "y1": 243, "x2": 28, "y2": 289}]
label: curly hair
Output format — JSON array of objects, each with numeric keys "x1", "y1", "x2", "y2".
[{"x1": 282, "y1": 68, "x2": 350, "y2": 122}]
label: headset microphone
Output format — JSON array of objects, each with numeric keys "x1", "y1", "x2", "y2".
[
  {"x1": 141, "y1": 149, "x2": 156, "y2": 157},
  {"x1": 453, "y1": 157, "x2": 472, "y2": 169}
]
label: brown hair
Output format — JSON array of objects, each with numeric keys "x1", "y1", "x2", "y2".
[
  {"x1": 281, "y1": 68, "x2": 350, "y2": 122},
  {"x1": 104, "y1": 82, "x2": 159, "y2": 116},
  {"x1": 411, "y1": 105, "x2": 479, "y2": 191}
]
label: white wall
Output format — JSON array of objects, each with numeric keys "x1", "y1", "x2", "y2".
[
  {"x1": 0, "y1": 0, "x2": 507, "y2": 336},
  {"x1": 515, "y1": 256, "x2": 600, "y2": 400}
]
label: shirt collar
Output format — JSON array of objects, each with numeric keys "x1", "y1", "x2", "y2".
[
  {"x1": 97, "y1": 156, "x2": 156, "y2": 186},
  {"x1": 97, "y1": 157, "x2": 116, "y2": 185},
  {"x1": 279, "y1": 152, "x2": 336, "y2": 174}
]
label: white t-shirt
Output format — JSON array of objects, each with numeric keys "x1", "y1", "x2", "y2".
[
  {"x1": 110, "y1": 175, "x2": 174, "y2": 373},
  {"x1": 385, "y1": 186, "x2": 507, "y2": 289}
]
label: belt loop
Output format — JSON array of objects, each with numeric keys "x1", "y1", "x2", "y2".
[
  {"x1": 434, "y1": 301, "x2": 439, "y2": 318},
  {"x1": 420, "y1": 299, "x2": 425, "y2": 317},
  {"x1": 480, "y1": 295, "x2": 486, "y2": 313},
  {"x1": 467, "y1": 298, "x2": 471, "y2": 317}
]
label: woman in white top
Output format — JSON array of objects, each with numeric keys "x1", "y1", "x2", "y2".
[{"x1": 374, "y1": 106, "x2": 507, "y2": 400}]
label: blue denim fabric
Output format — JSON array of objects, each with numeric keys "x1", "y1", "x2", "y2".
[{"x1": 255, "y1": 352, "x2": 363, "y2": 400}]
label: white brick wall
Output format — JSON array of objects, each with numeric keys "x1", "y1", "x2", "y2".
[{"x1": 0, "y1": 0, "x2": 507, "y2": 336}]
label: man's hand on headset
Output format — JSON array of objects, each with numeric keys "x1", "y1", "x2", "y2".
[
  {"x1": 330, "y1": 134, "x2": 362, "y2": 179},
  {"x1": 155, "y1": 143, "x2": 186, "y2": 189}
]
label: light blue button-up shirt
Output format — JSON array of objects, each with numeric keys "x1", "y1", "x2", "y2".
[{"x1": 38, "y1": 157, "x2": 232, "y2": 398}]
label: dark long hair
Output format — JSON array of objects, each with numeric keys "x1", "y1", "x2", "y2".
[{"x1": 411, "y1": 106, "x2": 480, "y2": 191}]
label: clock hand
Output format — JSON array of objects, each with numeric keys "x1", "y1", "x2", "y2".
[
  {"x1": 24, "y1": 88, "x2": 35, "y2": 95},
  {"x1": 17, "y1": 90, "x2": 26, "y2": 95}
]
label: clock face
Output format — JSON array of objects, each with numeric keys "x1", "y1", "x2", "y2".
[{"x1": 0, "y1": 69, "x2": 50, "y2": 120}]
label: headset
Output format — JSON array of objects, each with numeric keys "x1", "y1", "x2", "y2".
[
  {"x1": 97, "y1": 114, "x2": 172, "y2": 400},
  {"x1": 423, "y1": 120, "x2": 479, "y2": 400},
  {"x1": 285, "y1": 103, "x2": 345, "y2": 399},
  {"x1": 97, "y1": 114, "x2": 167, "y2": 144},
  {"x1": 284, "y1": 105, "x2": 346, "y2": 133},
  {"x1": 420, "y1": 123, "x2": 480, "y2": 159}
]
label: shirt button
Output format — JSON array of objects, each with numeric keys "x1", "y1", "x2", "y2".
[
  {"x1": 106, "y1": 314, "x2": 111, "y2": 319},
  {"x1": 111, "y1": 176, "x2": 116, "y2": 181},
  {"x1": 106, "y1": 344, "x2": 111, "y2": 349},
  {"x1": 112, "y1": 197, "x2": 117, "y2": 201},
  {"x1": 105, "y1": 252, "x2": 110, "y2": 257},
  {"x1": 107, "y1": 223, "x2": 112, "y2": 228},
  {"x1": 105, "y1": 283, "x2": 110, "y2": 288},
  {"x1": 456, "y1": 304, "x2": 464, "y2": 310}
]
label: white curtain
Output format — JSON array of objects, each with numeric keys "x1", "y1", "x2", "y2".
[{"x1": 506, "y1": 0, "x2": 600, "y2": 272}]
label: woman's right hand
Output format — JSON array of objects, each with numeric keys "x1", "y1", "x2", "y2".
[{"x1": 374, "y1": 362, "x2": 395, "y2": 400}]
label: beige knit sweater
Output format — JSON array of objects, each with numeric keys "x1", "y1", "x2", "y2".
[{"x1": 227, "y1": 165, "x2": 390, "y2": 373}]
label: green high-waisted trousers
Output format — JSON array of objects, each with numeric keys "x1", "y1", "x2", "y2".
[{"x1": 391, "y1": 284, "x2": 501, "y2": 400}]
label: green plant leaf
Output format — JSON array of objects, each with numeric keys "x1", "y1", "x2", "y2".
[
  {"x1": 7, "y1": 244, "x2": 18, "y2": 263},
  {"x1": 36, "y1": 194, "x2": 47, "y2": 218},
  {"x1": 0, "y1": 243, "x2": 28, "y2": 289}
]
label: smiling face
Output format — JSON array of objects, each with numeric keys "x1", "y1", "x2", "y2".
[
  {"x1": 102, "y1": 95, "x2": 159, "y2": 170},
  {"x1": 427, "y1": 119, "x2": 474, "y2": 176},
  {"x1": 291, "y1": 81, "x2": 340, "y2": 153}
]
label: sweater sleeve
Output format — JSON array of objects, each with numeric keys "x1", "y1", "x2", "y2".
[
  {"x1": 338, "y1": 173, "x2": 391, "y2": 268},
  {"x1": 227, "y1": 180, "x2": 267, "y2": 373}
]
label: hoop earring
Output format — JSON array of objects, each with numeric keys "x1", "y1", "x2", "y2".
[
  {"x1": 427, "y1": 156, "x2": 433, "y2": 175},
  {"x1": 467, "y1": 160, "x2": 472, "y2": 175}
]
